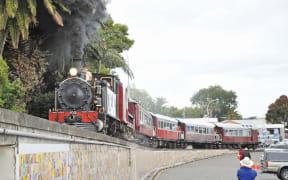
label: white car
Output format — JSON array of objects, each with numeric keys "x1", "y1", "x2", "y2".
[{"x1": 261, "y1": 148, "x2": 288, "y2": 180}]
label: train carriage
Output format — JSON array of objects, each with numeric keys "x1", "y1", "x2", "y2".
[
  {"x1": 179, "y1": 119, "x2": 216, "y2": 148},
  {"x1": 153, "y1": 114, "x2": 178, "y2": 148},
  {"x1": 215, "y1": 123, "x2": 258, "y2": 149},
  {"x1": 128, "y1": 100, "x2": 154, "y2": 144}
]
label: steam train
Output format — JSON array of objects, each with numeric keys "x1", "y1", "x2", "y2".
[{"x1": 49, "y1": 68, "x2": 259, "y2": 149}]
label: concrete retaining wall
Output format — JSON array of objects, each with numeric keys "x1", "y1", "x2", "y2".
[{"x1": 0, "y1": 108, "x2": 231, "y2": 180}]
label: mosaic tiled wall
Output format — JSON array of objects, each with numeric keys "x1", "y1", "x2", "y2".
[
  {"x1": 17, "y1": 143, "x2": 230, "y2": 180},
  {"x1": 19, "y1": 152, "x2": 68, "y2": 180},
  {"x1": 68, "y1": 144, "x2": 132, "y2": 180},
  {"x1": 18, "y1": 144, "x2": 133, "y2": 180}
]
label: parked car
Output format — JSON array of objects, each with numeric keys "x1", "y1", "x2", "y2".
[{"x1": 261, "y1": 147, "x2": 288, "y2": 180}]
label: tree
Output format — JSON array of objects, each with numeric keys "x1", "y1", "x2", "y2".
[
  {"x1": 130, "y1": 87, "x2": 155, "y2": 111},
  {"x1": 0, "y1": 0, "x2": 68, "y2": 54},
  {"x1": 190, "y1": 85, "x2": 241, "y2": 121},
  {"x1": 161, "y1": 106, "x2": 183, "y2": 118},
  {"x1": 183, "y1": 107, "x2": 203, "y2": 118},
  {"x1": 0, "y1": 56, "x2": 25, "y2": 112},
  {"x1": 27, "y1": 92, "x2": 54, "y2": 119},
  {"x1": 83, "y1": 18, "x2": 134, "y2": 77},
  {"x1": 154, "y1": 97, "x2": 167, "y2": 114},
  {"x1": 266, "y1": 95, "x2": 288, "y2": 127}
]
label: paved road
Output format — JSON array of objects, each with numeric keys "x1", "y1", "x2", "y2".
[{"x1": 156, "y1": 152, "x2": 279, "y2": 180}]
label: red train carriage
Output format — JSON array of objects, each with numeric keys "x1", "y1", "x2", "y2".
[
  {"x1": 178, "y1": 119, "x2": 216, "y2": 148},
  {"x1": 153, "y1": 114, "x2": 178, "y2": 148},
  {"x1": 215, "y1": 123, "x2": 258, "y2": 149},
  {"x1": 128, "y1": 100, "x2": 154, "y2": 144}
]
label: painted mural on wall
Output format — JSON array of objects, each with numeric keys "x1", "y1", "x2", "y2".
[
  {"x1": 18, "y1": 144, "x2": 132, "y2": 180},
  {"x1": 19, "y1": 152, "x2": 68, "y2": 180},
  {"x1": 68, "y1": 144, "x2": 131, "y2": 180}
]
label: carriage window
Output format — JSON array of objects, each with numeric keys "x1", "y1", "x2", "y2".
[
  {"x1": 160, "y1": 121, "x2": 163, "y2": 129},
  {"x1": 235, "y1": 130, "x2": 239, "y2": 136},
  {"x1": 191, "y1": 126, "x2": 194, "y2": 132},
  {"x1": 203, "y1": 128, "x2": 207, "y2": 134},
  {"x1": 243, "y1": 129, "x2": 248, "y2": 136},
  {"x1": 195, "y1": 127, "x2": 199, "y2": 133},
  {"x1": 239, "y1": 130, "x2": 243, "y2": 136},
  {"x1": 229, "y1": 129, "x2": 233, "y2": 136},
  {"x1": 170, "y1": 123, "x2": 172, "y2": 130},
  {"x1": 248, "y1": 130, "x2": 251, "y2": 136},
  {"x1": 199, "y1": 127, "x2": 202, "y2": 134}
]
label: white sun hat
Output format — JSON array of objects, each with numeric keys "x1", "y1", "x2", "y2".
[{"x1": 240, "y1": 157, "x2": 254, "y2": 168}]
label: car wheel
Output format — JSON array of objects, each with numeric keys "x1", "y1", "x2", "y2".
[{"x1": 281, "y1": 168, "x2": 288, "y2": 180}]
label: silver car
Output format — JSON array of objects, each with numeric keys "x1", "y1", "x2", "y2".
[{"x1": 261, "y1": 146, "x2": 288, "y2": 180}]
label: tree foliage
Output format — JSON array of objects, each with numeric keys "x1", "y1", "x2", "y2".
[
  {"x1": 0, "y1": 56, "x2": 25, "y2": 112},
  {"x1": 27, "y1": 92, "x2": 54, "y2": 119},
  {"x1": 190, "y1": 85, "x2": 241, "y2": 121},
  {"x1": 83, "y1": 18, "x2": 134, "y2": 77},
  {"x1": 266, "y1": 95, "x2": 288, "y2": 126},
  {"x1": 130, "y1": 87, "x2": 207, "y2": 118},
  {"x1": 0, "y1": 0, "x2": 68, "y2": 54},
  {"x1": 130, "y1": 87, "x2": 155, "y2": 111}
]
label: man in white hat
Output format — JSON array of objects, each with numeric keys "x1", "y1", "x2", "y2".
[{"x1": 237, "y1": 157, "x2": 257, "y2": 180}]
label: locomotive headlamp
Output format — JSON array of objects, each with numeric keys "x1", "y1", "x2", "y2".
[{"x1": 69, "y1": 67, "x2": 78, "y2": 77}]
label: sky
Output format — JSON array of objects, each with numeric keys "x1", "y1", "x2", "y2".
[{"x1": 107, "y1": 0, "x2": 288, "y2": 118}]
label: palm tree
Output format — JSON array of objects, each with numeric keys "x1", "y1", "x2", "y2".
[{"x1": 0, "y1": 0, "x2": 69, "y2": 54}]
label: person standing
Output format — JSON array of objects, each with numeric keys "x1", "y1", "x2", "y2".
[
  {"x1": 242, "y1": 147, "x2": 251, "y2": 160},
  {"x1": 237, "y1": 157, "x2": 257, "y2": 180},
  {"x1": 238, "y1": 149, "x2": 244, "y2": 160}
]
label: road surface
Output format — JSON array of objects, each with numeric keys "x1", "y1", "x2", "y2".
[{"x1": 156, "y1": 152, "x2": 279, "y2": 180}]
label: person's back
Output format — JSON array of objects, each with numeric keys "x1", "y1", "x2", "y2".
[
  {"x1": 237, "y1": 167, "x2": 257, "y2": 180},
  {"x1": 241, "y1": 148, "x2": 251, "y2": 160}
]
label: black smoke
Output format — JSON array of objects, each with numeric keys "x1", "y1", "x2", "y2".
[{"x1": 36, "y1": 0, "x2": 109, "y2": 71}]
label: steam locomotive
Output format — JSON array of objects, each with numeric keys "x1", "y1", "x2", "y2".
[
  {"x1": 49, "y1": 67, "x2": 134, "y2": 138},
  {"x1": 49, "y1": 67, "x2": 259, "y2": 149}
]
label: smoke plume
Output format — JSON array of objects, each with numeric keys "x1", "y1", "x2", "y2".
[{"x1": 37, "y1": 0, "x2": 109, "y2": 71}]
